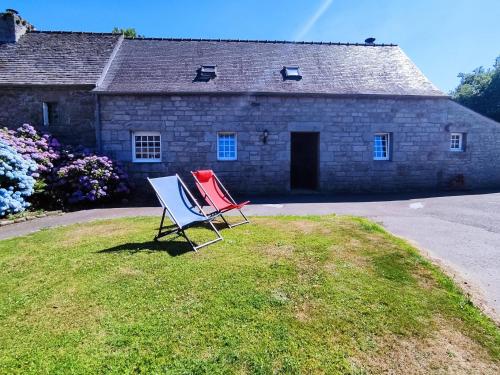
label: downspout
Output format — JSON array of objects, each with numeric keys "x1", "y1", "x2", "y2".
[
  {"x1": 95, "y1": 94, "x2": 102, "y2": 152},
  {"x1": 93, "y1": 34, "x2": 124, "y2": 153}
]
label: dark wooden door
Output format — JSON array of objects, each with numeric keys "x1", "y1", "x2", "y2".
[{"x1": 290, "y1": 132, "x2": 319, "y2": 190}]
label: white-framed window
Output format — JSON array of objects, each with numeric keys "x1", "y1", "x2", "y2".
[
  {"x1": 42, "y1": 102, "x2": 58, "y2": 126},
  {"x1": 217, "y1": 132, "x2": 237, "y2": 161},
  {"x1": 450, "y1": 133, "x2": 464, "y2": 152},
  {"x1": 132, "y1": 131, "x2": 161, "y2": 162},
  {"x1": 373, "y1": 133, "x2": 390, "y2": 160}
]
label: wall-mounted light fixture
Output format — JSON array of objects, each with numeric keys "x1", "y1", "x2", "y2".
[{"x1": 263, "y1": 129, "x2": 269, "y2": 144}]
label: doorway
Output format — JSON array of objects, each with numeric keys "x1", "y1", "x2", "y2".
[{"x1": 290, "y1": 132, "x2": 319, "y2": 190}]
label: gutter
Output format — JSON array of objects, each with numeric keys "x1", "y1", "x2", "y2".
[
  {"x1": 0, "y1": 84, "x2": 96, "y2": 88},
  {"x1": 94, "y1": 95, "x2": 102, "y2": 153},
  {"x1": 92, "y1": 90, "x2": 450, "y2": 100}
]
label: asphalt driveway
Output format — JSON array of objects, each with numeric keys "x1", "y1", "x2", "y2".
[{"x1": 0, "y1": 191, "x2": 499, "y2": 321}]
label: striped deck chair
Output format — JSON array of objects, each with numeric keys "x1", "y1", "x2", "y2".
[
  {"x1": 191, "y1": 170, "x2": 250, "y2": 228},
  {"x1": 147, "y1": 174, "x2": 223, "y2": 251}
]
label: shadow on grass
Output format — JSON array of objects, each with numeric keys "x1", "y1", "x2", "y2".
[
  {"x1": 154, "y1": 221, "x2": 229, "y2": 232},
  {"x1": 97, "y1": 235, "x2": 194, "y2": 257},
  {"x1": 97, "y1": 221, "x2": 228, "y2": 257}
]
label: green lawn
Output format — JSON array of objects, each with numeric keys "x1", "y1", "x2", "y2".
[{"x1": 0, "y1": 215, "x2": 498, "y2": 374}]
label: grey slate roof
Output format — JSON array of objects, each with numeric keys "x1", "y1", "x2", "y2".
[
  {"x1": 0, "y1": 31, "x2": 444, "y2": 97},
  {"x1": 96, "y1": 38, "x2": 445, "y2": 97},
  {"x1": 0, "y1": 31, "x2": 121, "y2": 85}
]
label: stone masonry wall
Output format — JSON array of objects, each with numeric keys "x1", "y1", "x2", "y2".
[
  {"x1": 0, "y1": 86, "x2": 97, "y2": 147},
  {"x1": 99, "y1": 94, "x2": 500, "y2": 193}
]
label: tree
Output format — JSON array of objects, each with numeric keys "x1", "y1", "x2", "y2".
[
  {"x1": 451, "y1": 55, "x2": 500, "y2": 122},
  {"x1": 111, "y1": 27, "x2": 143, "y2": 38}
]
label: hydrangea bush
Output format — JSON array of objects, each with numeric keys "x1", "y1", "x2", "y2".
[
  {"x1": 0, "y1": 124, "x2": 60, "y2": 177},
  {"x1": 0, "y1": 139, "x2": 37, "y2": 217},
  {"x1": 54, "y1": 152, "x2": 129, "y2": 205},
  {"x1": 0, "y1": 124, "x2": 129, "y2": 216}
]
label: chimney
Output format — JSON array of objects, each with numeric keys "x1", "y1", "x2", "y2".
[{"x1": 0, "y1": 9, "x2": 34, "y2": 43}]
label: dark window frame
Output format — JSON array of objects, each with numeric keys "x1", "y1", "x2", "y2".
[
  {"x1": 42, "y1": 102, "x2": 58, "y2": 126},
  {"x1": 196, "y1": 65, "x2": 217, "y2": 81}
]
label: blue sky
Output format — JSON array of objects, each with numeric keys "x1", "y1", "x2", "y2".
[{"x1": 5, "y1": 0, "x2": 500, "y2": 92}]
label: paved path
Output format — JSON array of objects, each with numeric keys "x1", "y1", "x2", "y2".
[{"x1": 1, "y1": 192, "x2": 499, "y2": 321}]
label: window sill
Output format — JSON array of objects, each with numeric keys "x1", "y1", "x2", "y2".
[{"x1": 132, "y1": 159, "x2": 162, "y2": 163}]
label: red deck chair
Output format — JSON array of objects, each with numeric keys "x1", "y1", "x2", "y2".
[{"x1": 191, "y1": 170, "x2": 250, "y2": 228}]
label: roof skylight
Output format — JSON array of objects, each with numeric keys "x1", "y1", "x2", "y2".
[
  {"x1": 283, "y1": 66, "x2": 302, "y2": 80},
  {"x1": 197, "y1": 65, "x2": 217, "y2": 81}
]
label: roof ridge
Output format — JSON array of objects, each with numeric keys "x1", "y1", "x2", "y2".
[
  {"x1": 125, "y1": 37, "x2": 397, "y2": 47},
  {"x1": 30, "y1": 30, "x2": 118, "y2": 36},
  {"x1": 29, "y1": 31, "x2": 397, "y2": 46}
]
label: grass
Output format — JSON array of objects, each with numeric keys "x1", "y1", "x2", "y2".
[{"x1": 0, "y1": 215, "x2": 499, "y2": 374}]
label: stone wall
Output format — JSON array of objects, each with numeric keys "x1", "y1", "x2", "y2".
[
  {"x1": 0, "y1": 86, "x2": 97, "y2": 147},
  {"x1": 98, "y1": 94, "x2": 500, "y2": 193}
]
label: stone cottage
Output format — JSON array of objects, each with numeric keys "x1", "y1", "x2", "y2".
[{"x1": 1, "y1": 9, "x2": 499, "y2": 193}]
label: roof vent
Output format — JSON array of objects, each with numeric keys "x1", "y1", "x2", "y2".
[
  {"x1": 196, "y1": 65, "x2": 217, "y2": 81},
  {"x1": 282, "y1": 66, "x2": 302, "y2": 80},
  {"x1": 365, "y1": 37, "x2": 376, "y2": 44}
]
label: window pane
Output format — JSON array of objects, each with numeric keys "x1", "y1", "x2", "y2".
[
  {"x1": 450, "y1": 133, "x2": 463, "y2": 151},
  {"x1": 134, "y1": 133, "x2": 161, "y2": 161},
  {"x1": 218, "y1": 133, "x2": 236, "y2": 160},
  {"x1": 374, "y1": 134, "x2": 389, "y2": 160},
  {"x1": 285, "y1": 67, "x2": 300, "y2": 77}
]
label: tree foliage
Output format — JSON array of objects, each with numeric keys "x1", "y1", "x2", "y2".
[
  {"x1": 451, "y1": 56, "x2": 500, "y2": 122},
  {"x1": 112, "y1": 27, "x2": 143, "y2": 38}
]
